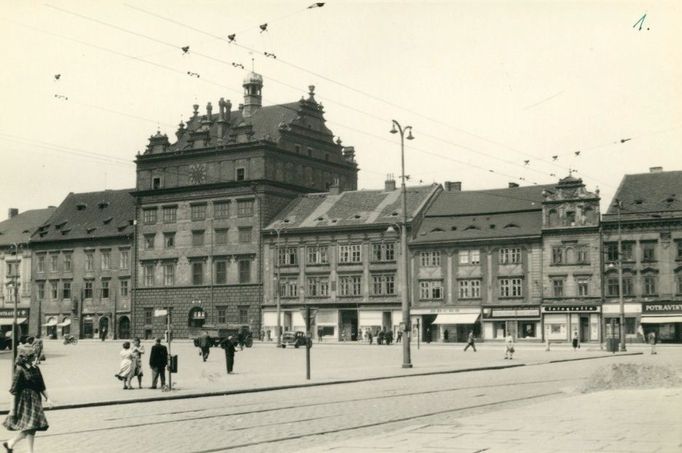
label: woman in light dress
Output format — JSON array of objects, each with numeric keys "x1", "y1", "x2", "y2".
[{"x1": 114, "y1": 341, "x2": 134, "y2": 389}]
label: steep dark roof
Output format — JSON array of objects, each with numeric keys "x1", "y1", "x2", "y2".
[
  {"x1": 31, "y1": 189, "x2": 135, "y2": 243},
  {"x1": 265, "y1": 185, "x2": 440, "y2": 230},
  {"x1": 427, "y1": 185, "x2": 552, "y2": 216},
  {"x1": 605, "y1": 170, "x2": 682, "y2": 217},
  {"x1": 413, "y1": 184, "x2": 550, "y2": 243},
  {"x1": 0, "y1": 208, "x2": 56, "y2": 247}
]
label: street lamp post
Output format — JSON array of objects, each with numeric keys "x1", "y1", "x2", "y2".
[
  {"x1": 272, "y1": 223, "x2": 284, "y2": 347},
  {"x1": 615, "y1": 199, "x2": 626, "y2": 352},
  {"x1": 390, "y1": 120, "x2": 414, "y2": 369}
]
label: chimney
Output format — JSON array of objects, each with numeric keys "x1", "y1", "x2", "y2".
[
  {"x1": 8, "y1": 208, "x2": 19, "y2": 219},
  {"x1": 444, "y1": 181, "x2": 462, "y2": 192},
  {"x1": 650, "y1": 166, "x2": 663, "y2": 173},
  {"x1": 205, "y1": 102, "x2": 213, "y2": 122},
  {"x1": 225, "y1": 100, "x2": 232, "y2": 123},
  {"x1": 508, "y1": 182, "x2": 519, "y2": 188},
  {"x1": 385, "y1": 174, "x2": 396, "y2": 191}
]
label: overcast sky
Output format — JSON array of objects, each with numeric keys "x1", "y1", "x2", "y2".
[{"x1": 1, "y1": 0, "x2": 680, "y2": 221}]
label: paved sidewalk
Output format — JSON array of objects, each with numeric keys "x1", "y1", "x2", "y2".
[
  {"x1": 304, "y1": 387, "x2": 682, "y2": 452},
  {"x1": 0, "y1": 339, "x2": 656, "y2": 411}
]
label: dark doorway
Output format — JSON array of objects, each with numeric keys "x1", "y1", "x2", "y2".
[
  {"x1": 580, "y1": 316, "x2": 590, "y2": 342},
  {"x1": 340, "y1": 310, "x2": 358, "y2": 341},
  {"x1": 118, "y1": 316, "x2": 130, "y2": 339},
  {"x1": 83, "y1": 319, "x2": 94, "y2": 339},
  {"x1": 422, "y1": 314, "x2": 437, "y2": 342}
]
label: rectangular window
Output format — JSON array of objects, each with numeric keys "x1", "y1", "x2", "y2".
[
  {"x1": 191, "y1": 204, "x2": 207, "y2": 221},
  {"x1": 607, "y1": 277, "x2": 619, "y2": 297},
  {"x1": 606, "y1": 243, "x2": 618, "y2": 262},
  {"x1": 643, "y1": 275, "x2": 657, "y2": 295},
  {"x1": 7, "y1": 262, "x2": 19, "y2": 277},
  {"x1": 339, "y1": 244, "x2": 362, "y2": 264},
  {"x1": 37, "y1": 255, "x2": 45, "y2": 273},
  {"x1": 217, "y1": 306, "x2": 227, "y2": 324},
  {"x1": 239, "y1": 306, "x2": 249, "y2": 324},
  {"x1": 101, "y1": 280, "x2": 110, "y2": 299},
  {"x1": 577, "y1": 278, "x2": 589, "y2": 296},
  {"x1": 215, "y1": 260, "x2": 227, "y2": 284},
  {"x1": 163, "y1": 263, "x2": 175, "y2": 286},
  {"x1": 162, "y1": 206, "x2": 177, "y2": 223},
  {"x1": 192, "y1": 262, "x2": 203, "y2": 285},
  {"x1": 552, "y1": 278, "x2": 564, "y2": 297},
  {"x1": 214, "y1": 201, "x2": 230, "y2": 219},
  {"x1": 239, "y1": 260, "x2": 251, "y2": 283},
  {"x1": 85, "y1": 252, "x2": 94, "y2": 271},
  {"x1": 144, "y1": 308, "x2": 153, "y2": 326},
  {"x1": 192, "y1": 230, "x2": 205, "y2": 246},
  {"x1": 307, "y1": 246, "x2": 328, "y2": 264},
  {"x1": 236, "y1": 168, "x2": 246, "y2": 181},
  {"x1": 238, "y1": 227, "x2": 252, "y2": 243},
  {"x1": 621, "y1": 242, "x2": 634, "y2": 261},
  {"x1": 143, "y1": 208, "x2": 157, "y2": 225},
  {"x1": 623, "y1": 276, "x2": 633, "y2": 296},
  {"x1": 371, "y1": 274, "x2": 395, "y2": 295},
  {"x1": 62, "y1": 281, "x2": 71, "y2": 299},
  {"x1": 420, "y1": 251, "x2": 441, "y2": 267},
  {"x1": 101, "y1": 251, "x2": 111, "y2": 270},
  {"x1": 458, "y1": 279, "x2": 481, "y2": 299},
  {"x1": 120, "y1": 250, "x2": 130, "y2": 269},
  {"x1": 677, "y1": 241, "x2": 682, "y2": 260},
  {"x1": 279, "y1": 278, "x2": 299, "y2": 297},
  {"x1": 143, "y1": 264, "x2": 154, "y2": 287},
  {"x1": 339, "y1": 275, "x2": 362, "y2": 296},
  {"x1": 459, "y1": 250, "x2": 479, "y2": 265},
  {"x1": 164, "y1": 233, "x2": 175, "y2": 249},
  {"x1": 576, "y1": 247, "x2": 589, "y2": 264},
  {"x1": 641, "y1": 242, "x2": 656, "y2": 262},
  {"x1": 677, "y1": 276, "x2": 682, "y2": 295},
  {"x1": 120, "y1": 280, "x2": 129, "y2": 298},
  {"x1": 499, "y1": 248, "x2": 521, "y2": 264},
  {"x1": 625, "y1": 317, "x2": 636, "y2": 335},
  {"x1": 144, "y1": 234, "x2": 155, "y2": 250},
  {"x1": 50, "y1": 281, "x2": 58, "y2": 300},
  {"x1": 499, "y1": 278, "x2": 523, "y2": 297},
  {"x1": 237, "y1": 200, "x2": 254, "y2": 217},
  {"x1": 278, "y1": 247, "x2": 298, "y2": 266},
  {"x1": 372, "y1": 243, "x2": 395, "y2": 262},
  {"x1": 552, "y1": 247, "x2": 563, "y2": 264},
  {"x1": 215, "y1": 228, "x2": 228, "y2": 245},
  {"x1": 64, "y1": 253, "x2": 72, "y2": 272},
  {"x1": 49, "y1": 254, "x2": 58, "y2": 272},
  {"x1": 307, "y1": 276, "x2": 330, "y2": 297},
  {"x1": 37, "y1": 282, "x2": 45, "y2": 300},
  {"x1": 419, "y1": 280, "x2": 443, "y2": 300},
  {"x1": 84, "y1": 281, "x2": 93, "y2": 299}
]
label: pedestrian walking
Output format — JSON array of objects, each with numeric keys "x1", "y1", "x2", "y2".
[
  {"x1": 572, "y1": 331, "x2": 580, "y2": 351},
  {"x1": 148, "y1": 338, "x2": 168, "y2": 390},
  {"x1": 396, "y1": 330, "x2": 402, "y2": 343},
  {"x1": 637, "y1": 324, "x2": 645, "y2": 343},
  {"x1": 32, "y1": 338, "x2": 44, "y2": 365},
  {"x1": 425, "y1": 327, "x2": 432, "y2": 344},
  {"x1": 368, "y1": 331, "x2": 373, "y2": 345},
  {"x1": 221, "y1": 336, "x2": 237, "y2": 374},
  {"x1": 385, "y1": 330, "x2": 393, "y2": 345},
  {"x1": 114, "y1": 341, "x2": 134, "y2": 389},
  {"x1": 463, "y1": 330, "x2": 477, "y2": 352},
  {"x1": 377, "y1": 330, "x2": 384, "y2": 345},
  {"x1": 100, "y1": 326, "x2": 107, "y2": 342},
  {"x1": 504, "y1": 335, "x2": 515, "y2": 359},
  {"x1": 131, "y1": 337, "x2": 145, "y2": 389},
  {"x1": 3, "y1": 352, "x2": 51, "y2": 453},
  {"x1": 198, "y1": 331, "x2": 211, "y2": 362},
  {"x1": 443, "y1": 330, "x2": 449, "y2": 342},
  {"x1": 648, "y1": 331, "x2": 657, "y2": 355}
]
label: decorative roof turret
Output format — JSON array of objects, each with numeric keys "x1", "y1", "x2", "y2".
[{"x1": 242, "y1": 71, "x2": 263, "y2": 118}]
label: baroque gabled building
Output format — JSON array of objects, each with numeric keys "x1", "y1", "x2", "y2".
[
  {"x1": 601, "y1": 167, "x2": 682, "y2": 343},
  {"x1": 132, "y1": 72, "x2": 358, "y2": 338},
  {"x1": 541, "y1": 175, "x2": 602, "y2": 343},
  {"x1": 29, "y1": 190, "x2": 135, "y2": 339}
]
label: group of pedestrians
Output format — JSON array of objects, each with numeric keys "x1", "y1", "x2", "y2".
[
  {"x1": 462, "y1": 330, "x2": 515, "y2": 359},
  {"x1": 114, "y1": 337, "x2": 168, "y2": 390}
]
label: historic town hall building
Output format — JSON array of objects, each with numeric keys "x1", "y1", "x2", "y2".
[{"x1": 132, "y1": 72, "x2": 358, "y2": 338}]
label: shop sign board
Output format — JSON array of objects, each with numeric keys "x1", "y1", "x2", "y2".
[
  {"x1": 0, "y1": 308, "x2": 29, "y2": 318},
  {"x1": 642, "y1": 302, "x2": 682, "y2": 314},
  {"x1": 411, "y1": 307, "x2": 480, "y2": 315},
  {"x1": 484, "y1": 307, "x2": 540, "y2": 318},
  {"x1": 542, "y1": 305, "x2": 600, "y2": 313}
]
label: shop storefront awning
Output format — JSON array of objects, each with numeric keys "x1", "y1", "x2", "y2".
[
  {"x1": 56, "y1": 319, "x2": 71, "y2": 327},
  {"x1": 0, "y1": 318, "x2": 27, "y2": 326},
  {"x1": 640, "y1": 316, "x2": 682, "y2": 324},
  {"x1": 44, "y1": 319, "x2": 58, "y2": 327},
  {"x1": 433, "y1": 313, "x2": 480, "y2": 325}
]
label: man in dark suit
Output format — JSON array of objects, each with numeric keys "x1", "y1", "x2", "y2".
[
  {"x1": 198, "y1": 331, "x2": 211, "y2": 362},
  {"x1": 221, "y1": 336, "x2": 237, "y2": 374},
  {"x1": 149, "y1": 337, "x2": 168, "y2": 389}
]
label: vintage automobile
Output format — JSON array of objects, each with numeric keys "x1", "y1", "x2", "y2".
[
  {"x1": 280, "y1": 331, "x2": 312, "y2": 348},
  {"x1": 191, "y1": 324, "x2": 254, "y2": 349}
]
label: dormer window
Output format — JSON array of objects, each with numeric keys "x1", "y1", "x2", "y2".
[
  {"x1": 98, "y1": 201, "x2": 110, "y2": 209},
  {"x1": 76, "y1": 203, "x2": 87, "y2": 211}
]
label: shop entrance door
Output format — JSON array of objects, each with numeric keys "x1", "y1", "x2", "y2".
[
  {"x1": 580, "y1": 316, "x2": 590, "y2": 342},
  {"x1": 340, "y1": 310, "x2": 358, "y2": 341},
  {"x1": 422, "y1": 315, "x2": 436, "y2": 342}
]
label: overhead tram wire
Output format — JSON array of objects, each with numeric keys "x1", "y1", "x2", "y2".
[{"x1": 41, "y1": 6, "x2": 556, "y2": 184}]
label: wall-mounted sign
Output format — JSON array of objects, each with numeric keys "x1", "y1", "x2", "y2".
[
  {"x1": 484, "y1": 307, "x2": 540, "y2": 318},
  {"x1": 0, "y1": 309, "x2": 29, "y2": 318},
  {"x1": 542, "y1": 305, "x2": 600, "y2": 313},
  {"x1": 642, "y1": 302, "x2": 682, "y2": 314}
]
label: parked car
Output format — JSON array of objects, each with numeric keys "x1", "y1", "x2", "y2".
[{"x1": 281, "y1": 331, "x2": 312, "y2": 348}]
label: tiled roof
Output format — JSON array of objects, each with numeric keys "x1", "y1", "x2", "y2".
[
  {"x1": 31, "y1": 189, "x2": 136, "y2": 242},
  {"x1": 605, "y1": 170, "x2": 682, "y2": 217},
  {"x1": 265, "y1": 185, "x2": 440, "y2": 230},
  {"x1": 0, "y1": 208, "x2": 56, "y2": 247},
  {"x1": 427, "y1": 184, "x2": 553, "y2": 216}
]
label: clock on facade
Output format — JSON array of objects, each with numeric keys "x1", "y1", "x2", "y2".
[{"x1": 189, "y1": 164, "x2": 207, "y2": 185}]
